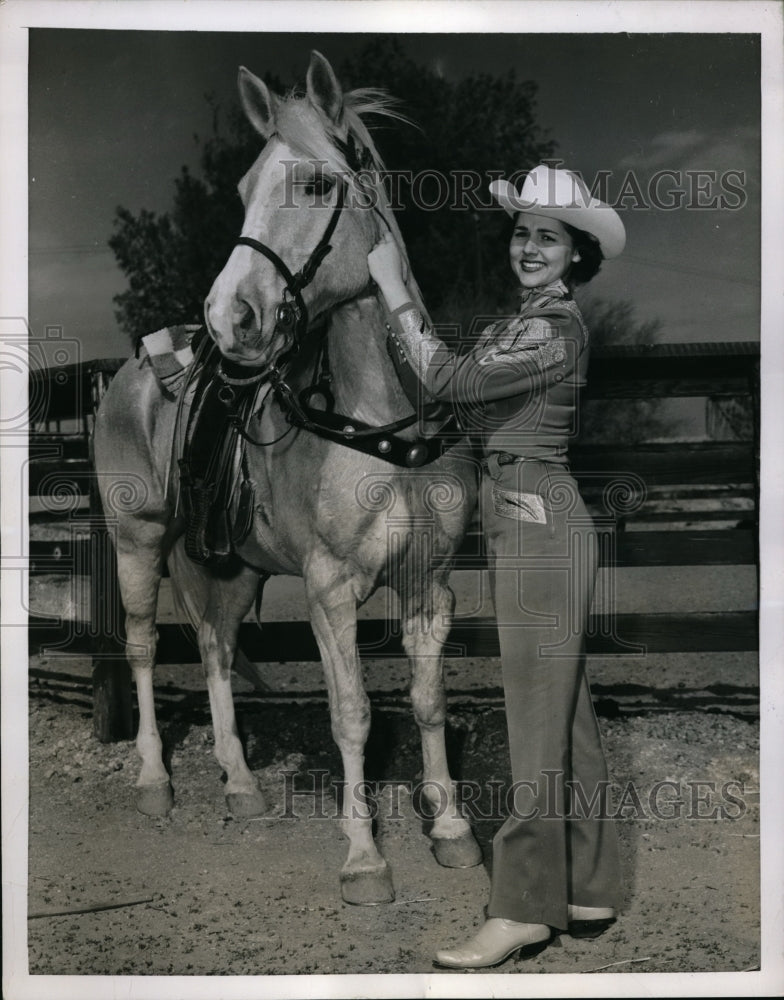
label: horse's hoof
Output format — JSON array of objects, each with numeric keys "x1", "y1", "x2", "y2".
[
  {"x1": 432, "y1": 831, "x2": 483, "y2": 868},
  {"x1": 136, "y1": 781, "x2": 174, "y2": 817},
  {"x1": 225, "y1": 788, "x2": 267, "y2": 818},
  {"x1": 340, "y1": 866, "x2": 396, "y2": 906}
]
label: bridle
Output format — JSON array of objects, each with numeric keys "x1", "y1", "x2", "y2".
[
  {"x1": 231, "y1": 181, "x2": 346, "y2": 379},
  {"x1": 220, "y1": 134, "x2": 366, "y2": 385},
  {"x1": 213, "y1": 136, "x2": 459, "y2": 468}
]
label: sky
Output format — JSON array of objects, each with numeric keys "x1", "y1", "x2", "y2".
[{"x1": 23, "y1": 21, "x2": 764, "y2": 363}]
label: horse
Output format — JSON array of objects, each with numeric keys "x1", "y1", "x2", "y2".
[{"x1": 93, "y1": 50, "x2": 481, "y2": 905}]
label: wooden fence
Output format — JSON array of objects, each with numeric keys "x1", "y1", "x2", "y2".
[{"x1": 26, "y1": 342, "x2": 760, "y2": 741}]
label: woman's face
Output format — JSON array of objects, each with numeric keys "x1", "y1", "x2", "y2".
[{"x1": 509, "y1": 212, "x2": 579, "y2": 290}]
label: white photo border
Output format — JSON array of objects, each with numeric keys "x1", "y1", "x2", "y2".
[{"x1": 3, "y1": 2, "x2": 783, "y2": 998}]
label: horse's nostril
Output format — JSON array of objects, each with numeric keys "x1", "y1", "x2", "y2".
[{"x1": 237, "y1": 301, "x2": 257, "y2": 334}]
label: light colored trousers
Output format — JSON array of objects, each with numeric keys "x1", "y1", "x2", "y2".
[{"x1": 481, "y1": 457, "x2": 622, "y2": 930}]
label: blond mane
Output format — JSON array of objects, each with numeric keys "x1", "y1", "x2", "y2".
[{"x1": 271, "y1": 86, "x2": 427, "y2": 314}]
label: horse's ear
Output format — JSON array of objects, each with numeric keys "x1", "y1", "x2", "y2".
[
  {"x1": 238, "y1": 66, "x2": 276, "y2": 138},
  {"x1": 306, "y1": 50, "x2": 343, "y2": 125}
]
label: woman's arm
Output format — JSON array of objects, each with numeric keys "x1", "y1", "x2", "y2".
[
  {"x1": 367, "y1": 233, "x2": 412, "y2": 312},
  {"x1": 369, "y1": 235, "x2": 583, "y2": 406},
  {"x1": 390, "y1": 303, "x2": 582, "y2": 404}
]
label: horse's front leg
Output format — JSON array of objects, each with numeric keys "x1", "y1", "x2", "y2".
[
  {"x1": 401, "y1": 575, "x2": 483, "y2": 868},
  {"x1": 198, "y1": 562, "x2": 266, "y2": 817},
  {"x1": 111, "y1": 522, "x2": 173, "y2": 817},
  {"x1": 305, "y1": 564, "x2": 395, "y2": 905}
]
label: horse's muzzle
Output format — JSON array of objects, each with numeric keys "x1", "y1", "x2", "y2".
[{"x1": 204, "y1": 299, "x2": 269, "y2": 363}]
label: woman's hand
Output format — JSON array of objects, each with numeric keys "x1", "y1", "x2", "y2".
[{"x1": 368, "y1": 233, "x2": 410, "y2": 310}]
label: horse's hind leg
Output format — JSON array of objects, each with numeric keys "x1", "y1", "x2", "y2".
[
  {"x1": 305, "y1": 562, "x2": 395, "y2": 905},
  {"x1": 115, "y1": 524, "x2": 173, "y2": 816},
  {"x1": 198, "y1": 562, "x2": 266, "y2": 817},
  {"x1": 400, "y1": 575, "x2": 482, "y2": 868}
]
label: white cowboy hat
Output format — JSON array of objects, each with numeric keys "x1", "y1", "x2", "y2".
[{"x1": 489, "y1": 164, "x2": 626, "y2": 259}]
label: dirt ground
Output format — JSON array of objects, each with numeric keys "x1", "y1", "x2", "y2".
[{"x1": 23, "y1": 650, "x2": 761, "y2": 987}]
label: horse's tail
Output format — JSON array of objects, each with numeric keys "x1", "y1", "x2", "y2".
[{"x1": 166, "y1": 538, "x2": 270, "y2": 691}]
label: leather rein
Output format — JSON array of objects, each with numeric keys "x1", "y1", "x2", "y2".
[{"x1": 214, "y1": 139, "x2": 457, "y2": 468}]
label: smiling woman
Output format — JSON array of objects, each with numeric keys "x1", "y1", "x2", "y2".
[
  {"x1": 368, "y1": 162, "x2": 629, "y2": 969},
  {"x1": 509, "y1": 215, "x2": 580, "y2": 289},
  {"x1": 510, "y1": 216, "x2": 606, "y2": 291}
]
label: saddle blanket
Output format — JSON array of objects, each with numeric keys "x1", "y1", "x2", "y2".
[{"x1": 141, "y1": 324, "x2": 202, "y2": 384}]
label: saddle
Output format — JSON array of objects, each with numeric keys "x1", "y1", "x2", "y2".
[
  {"x1": 142, "y1": 325, "x2": 257, "y2": 567},
  {"x1": 177, "y1": 331, "x2": 259, "y2": 566}
]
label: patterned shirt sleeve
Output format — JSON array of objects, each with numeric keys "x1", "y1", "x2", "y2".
[{"x1": 388, "y1": 302, "x2": 584, "y2": 405}]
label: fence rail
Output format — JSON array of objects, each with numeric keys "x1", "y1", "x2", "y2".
[{"x1": 25, "y1": 342, "x2": 760, "y2": 741}]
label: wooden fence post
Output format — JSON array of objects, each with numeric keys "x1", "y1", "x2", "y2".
[
  {"x1": 89, "y1": 365, "x2": 133, "y2": 742},
  {"x1": 749, "y1": 356, "x2": 761, "y2": 590}
]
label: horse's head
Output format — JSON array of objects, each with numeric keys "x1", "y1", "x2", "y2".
[{"x1": 205, "y1": 50, "x2": 408, "y2": 369}]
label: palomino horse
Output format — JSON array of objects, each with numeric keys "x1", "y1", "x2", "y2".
[{"x1": 93, "y1": 50, "x2": 480, "y2": 905}]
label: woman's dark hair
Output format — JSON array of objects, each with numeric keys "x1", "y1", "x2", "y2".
[{"x1": 563, "y1": 223, "x2": 603, "y2": 286}]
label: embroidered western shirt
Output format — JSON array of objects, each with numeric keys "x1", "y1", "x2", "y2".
[{"x1": 388, "y1": 280, "x2": 589, "y2": 464}]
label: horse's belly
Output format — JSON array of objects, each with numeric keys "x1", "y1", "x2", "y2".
[{"x1": 234, "y1": 518, "x2": 302, "y2": 576}]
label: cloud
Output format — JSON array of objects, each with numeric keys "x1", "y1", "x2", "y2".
[
  {"x1": 620, "y1": 125, "x2": 760, "y2": 176},
  {"x1": 620, "y1": 130, "x2": 707, "y2": 169}
]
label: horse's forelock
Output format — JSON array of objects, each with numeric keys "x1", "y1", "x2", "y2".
[{"x1": 274, "y1": 86, "x2": 414, "y2": 182}]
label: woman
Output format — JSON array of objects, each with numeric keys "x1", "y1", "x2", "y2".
[{"x1": 368, "y1": 164, "x2": 626, "y2": 970}]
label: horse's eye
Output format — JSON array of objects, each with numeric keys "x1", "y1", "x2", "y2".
[{"x1": 305, "y1": 175, "x2": 335, "y2": 197}]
